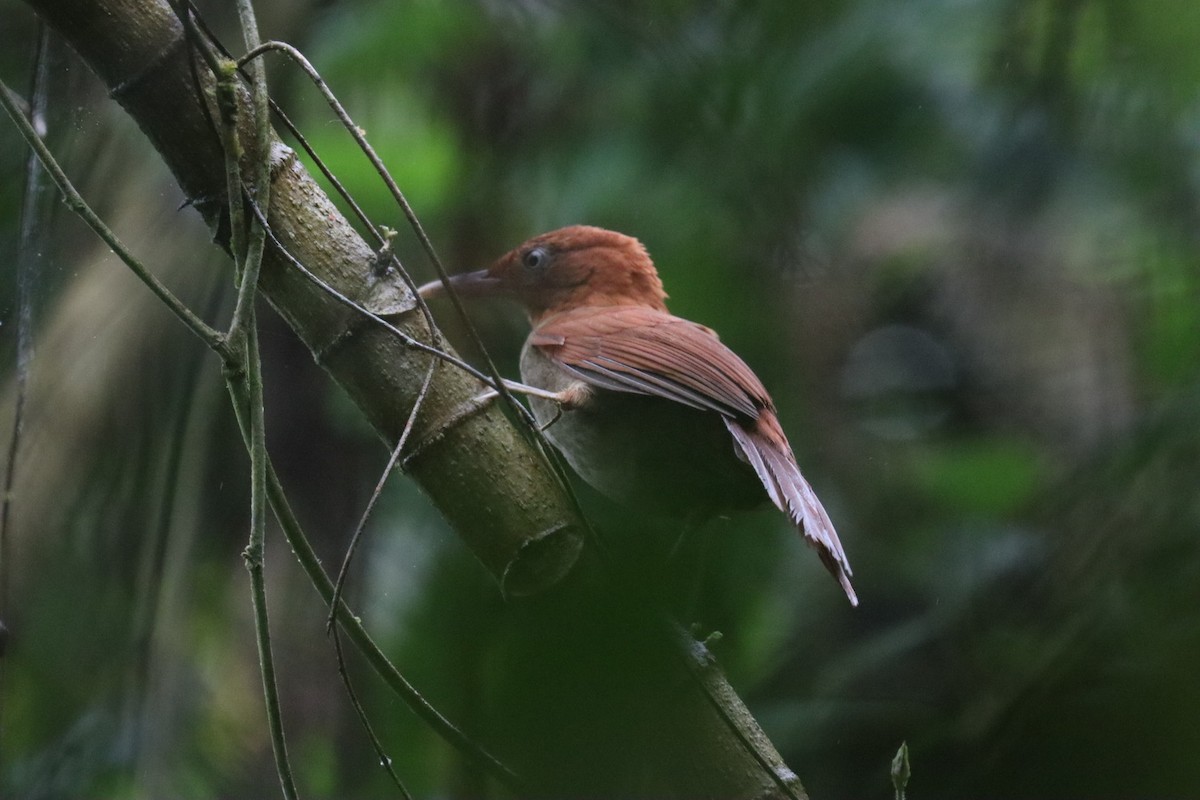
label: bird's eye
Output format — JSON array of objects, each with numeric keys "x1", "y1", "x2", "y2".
[{"x1": 523, "y1": 247, "x2": 549, "y2": 270}]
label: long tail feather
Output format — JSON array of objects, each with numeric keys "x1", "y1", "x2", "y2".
[{"x1": 725, "y1": 418, "x2": 858, "y2": 606}]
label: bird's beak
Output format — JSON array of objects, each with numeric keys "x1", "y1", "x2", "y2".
[{"x1": 416, "y1": 269, "x2": 504, "y2": 301}]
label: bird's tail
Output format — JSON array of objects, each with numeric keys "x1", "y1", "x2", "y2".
[{"x1": 725, "y1": 416, "x2": 858, "y2": 606}]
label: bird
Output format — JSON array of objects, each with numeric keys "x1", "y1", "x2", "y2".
[{"x1": 418, "y1": 225, "x2": 856, "y2": 605}]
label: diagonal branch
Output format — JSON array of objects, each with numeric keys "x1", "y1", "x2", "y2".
[
  {"x1": 11, "y1": 2, "x2": 818, "y2": 796},
  {"x1": 27, "y1": 0, "x2": 585, "y2": 597},
  {"x1": 3, "y1": 69, "x2": 523, "y2": 793}
]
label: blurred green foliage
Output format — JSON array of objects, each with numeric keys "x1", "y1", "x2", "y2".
[{"x1": 2, "y1": 0, "x2": 1199, "y2": 797}]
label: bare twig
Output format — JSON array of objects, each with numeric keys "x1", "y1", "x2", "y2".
[
  {"x1": 241, "y1": 198, "x2": 503, "y2": 389},
  {"x1": 234, "y1": 38, "x2": 590, "y2": 551},
  {"x1": 330, "y1": 628, "x2": 416, "y2": 799},
  {"x1": 224, "y1": 0, "x2": 271, "y2": 348},
  {"x1": 235, "y1": 41, "x2": 533, "y2": 426},
  {"x1": 2, "y1": 32, "x2": 521, "y2": 793},
  {"x1": 229, "y1": 41, "x2": 798, "y2": 796},
  {"x1": 231, "y1": 324, "x2": 299, "y2": 800},
  {"x1": 214, "y1": 338, "x2": 523, "y2": 790},
  {"x1": 221, "y1": 0, "x2": 297, "y2": 794},
  {"x1": 327, "y1": 359, "x2": 437, "y2": 633},
  {"x1": 0, "y1": 80, "x2": 228, "y2": 357},
  {"x1": 213, "y1": 58, "x2": 248, "y2": 281},
  {"x1": 256, "y1": 434, "x2": 524, "y2": 791}
]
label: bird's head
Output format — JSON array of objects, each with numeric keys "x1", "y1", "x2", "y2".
[{"x1": 418, "y1": 225, "x2": 668, "y2": 324}]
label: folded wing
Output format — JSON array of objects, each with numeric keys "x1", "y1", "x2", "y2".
[{"x1": 531, "y1": 306, "x2": 857, "y2": 605}]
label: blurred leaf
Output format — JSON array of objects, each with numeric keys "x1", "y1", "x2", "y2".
[{"x1": 909, "y1": 438, "x2": 1045, "y2": 517}]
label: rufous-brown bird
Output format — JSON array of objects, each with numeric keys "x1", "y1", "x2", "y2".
[{"x1": 419, "y1": 225, "x2": 856, "y2": 605}]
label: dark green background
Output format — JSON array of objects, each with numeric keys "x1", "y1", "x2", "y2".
[{"x1": 2, "y1": 1, "x2": 1198, "y2": 797}]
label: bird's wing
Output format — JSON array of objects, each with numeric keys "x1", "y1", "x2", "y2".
[
  {"x1": 528, "y1": 306, "x2": 770, "y2": 420},
  {"x1": 533, "y1": 306, "x2": 858, "y2": 605}
]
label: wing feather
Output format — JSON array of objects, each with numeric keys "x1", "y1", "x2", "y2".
[{"x1": 530, "y1": 306, "x2": 769, "y2": 420}]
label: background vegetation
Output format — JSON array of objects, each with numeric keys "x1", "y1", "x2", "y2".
[{"x1": 2, "y1": 0, "x2": 1198, "y2": 797}]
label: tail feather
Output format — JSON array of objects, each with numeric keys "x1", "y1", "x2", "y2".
[{"x1": 725, "y1": 417, "x2": 858, "y2": 606}]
